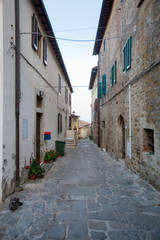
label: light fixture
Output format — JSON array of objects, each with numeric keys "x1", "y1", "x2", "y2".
[{"x1": 39, "y1": 90, "x2": 44, "y2": 97}]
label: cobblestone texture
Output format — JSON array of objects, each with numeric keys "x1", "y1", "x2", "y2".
[{"x1": 0, "y1": 139, "x2": 160, "y2": 240}]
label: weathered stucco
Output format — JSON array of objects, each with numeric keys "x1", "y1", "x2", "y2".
[
  {"x1": 0, "y1": 0, "x2": 3, "y2": 202},
  {"x1": 0, "y1": 0, "x2": 72, "y2": 201},
  {"x1": 1, "y1": 0, "x2": 16, "y2": 201}
]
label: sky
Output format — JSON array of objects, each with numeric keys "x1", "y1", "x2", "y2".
[{"x1": 44, "y1": 0, "x2": 103, "y2": 123}]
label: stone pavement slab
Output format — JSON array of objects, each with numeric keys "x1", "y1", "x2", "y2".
[{"x1": 0, "y1": 139, "x2": 160, "y2": 240}]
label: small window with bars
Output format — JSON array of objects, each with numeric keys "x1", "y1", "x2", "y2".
[{"x1": 143, "y1": 129, "x2": 154, "y2": 155}]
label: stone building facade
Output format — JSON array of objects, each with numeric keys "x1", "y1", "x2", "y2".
[
  {"x1": 93, "y1": 0, "x2": 160, "y2": 190},
  {"x1": 0, "y1": 0, "x2": 73, "y2": 201}
]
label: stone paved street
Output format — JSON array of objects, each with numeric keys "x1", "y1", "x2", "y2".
[{"x1": 0, "y1": 139, "x2": 160, "y2": 240}]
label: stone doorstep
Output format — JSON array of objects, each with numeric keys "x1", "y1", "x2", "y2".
[{"x1": 42, "y1": 163, "x2": 54, "y2": 175}]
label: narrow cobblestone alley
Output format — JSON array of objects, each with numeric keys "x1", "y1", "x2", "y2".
[{"x1": 0, "y1": 139, "x2": 160, "y2": 240}]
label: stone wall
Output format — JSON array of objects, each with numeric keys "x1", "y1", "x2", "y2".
[{"x1": 97, "y1": 0, "x2": 160, "y2": 190}]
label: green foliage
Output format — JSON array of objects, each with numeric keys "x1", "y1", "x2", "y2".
[
  {"x1": 44, "y1": 148, "x2": 60, "y2": 162},
  {"x1": 29, "y1": 159, "x2": 45, "y2": 178}
]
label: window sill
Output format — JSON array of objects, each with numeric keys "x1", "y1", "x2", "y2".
[{"x1": 143, "y1": 152, "x2": 155, "y2": 156}]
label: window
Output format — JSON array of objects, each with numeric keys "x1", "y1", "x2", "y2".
[
  {"x1": 65, "y1": 86, "x2": 68, "y2": 103},
  {"x1": 43, "y1": 37, "x2": 47, "y2": 65},
  {"x1": 58, "y1": 74, "x2": 61, "y2": 94},
  {"x1": 94, "y1": 99, "x2": 98, "y2": 112},
  {"x1": 123, "y1": 36, "x2": 132, "y2": 72},
  {"x1": 143, "y1": 129, "x2": 154, "y2": 154},
  {"x1": 137, "y1": 0, "x2": 145, "y2": 7},
  {"x1": 32, "y1": 14, "x2": 38, "y2": 51},
  {"x1": 37, "y1": 28, "x2": 42, "y2": 58},
  {"x1": 98, "y1": 82, "x2": 102, "y2": 99},
  {"x1": 73, "y1": 117, "x2": 77, "y2": 123},
  {"x1": 69, "y1": 93, "x2": 71, "y2": 106},
  {"x1": 102, "y1": 74, "x2": 106, "y2": 95},
  {"x1": 58, "y1": 113, "x2": 62, "y2": 134},
  {"x1": 32, "y1": 14, "x2": 42, "y2": 57},
  {"x1": 110, "y1": 60, "x2": 116, "y2": 86},
  {"x1": 69, "y1": 116, "x2": 71, "y2": 128},
  {"x1": 103, "y1": 39, "x2": 106, "y2": 52}
]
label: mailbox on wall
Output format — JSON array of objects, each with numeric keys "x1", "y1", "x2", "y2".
[{"x1": 44, "y1": 132, "x2": 51, "y2": 140}]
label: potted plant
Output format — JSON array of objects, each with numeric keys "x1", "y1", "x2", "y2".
[
  {"x1": 50, "y1": 148, "x2": 60, "y2": 160},
  {"x1": 26, "y1": 159, "x2": 45, "y2": 180},
  {"x1": 44, "y1": 148, "x2": 60, "y2": 163}
]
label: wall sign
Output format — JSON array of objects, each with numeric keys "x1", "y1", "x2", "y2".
[{"x1": 23, "y1": 119, "x2": 28, "y2": 139}]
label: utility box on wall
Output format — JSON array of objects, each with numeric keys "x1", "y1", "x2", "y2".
[{"x1": 44, "y1": 132, "x2": 51, "y2": 140}]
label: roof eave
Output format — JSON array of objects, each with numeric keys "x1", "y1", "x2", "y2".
[
  {"x1": 33, "y1": 0, "x2": 73, "y2": 93},
  {"x1": 89, "y1": 66, "x2": 97, "y2": 89},
  {"x1": 93, "y1": 0, "x2": 114, "y2": 55}
]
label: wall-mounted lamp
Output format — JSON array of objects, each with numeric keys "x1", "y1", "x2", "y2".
[{"x1": 39, "y1": 90, "x2": 44, "y2": 97}]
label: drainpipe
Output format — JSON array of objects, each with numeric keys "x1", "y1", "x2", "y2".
[
  {"x1": 15, "y1": 0, "x2": 20, "y2": 185},
  {"x1": 129, "y1": 84, "x2": 132, "y2": 159},
  {"x1": 97, "y1": 62, "x2": 101, "y2": 148}
]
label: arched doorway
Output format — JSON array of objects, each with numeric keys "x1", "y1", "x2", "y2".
[{"x1": 118, "y1": 115, "x2": 125, "y2": 159}]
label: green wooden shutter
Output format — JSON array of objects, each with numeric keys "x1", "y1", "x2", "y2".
[
  {"x1": 123, "y1": 46, "x2": 125, "y2": 72},
  {"x1": 98, "y1": 82, "x2": 102, "y2": 99},
  {"x1": 112, "y1": 65, "x2": 114, "y2": 86},
  {"x1": 127, "y1": 39, "x2": 129, "y2": 69},
  {"x1": 43, "y1": 37, "x2": 47, "y2": 65},
  {"x1": 125, "y1": 43, "x2": 128, "y2": 71},
  {"x1": 128, "y1": 36, "x2": 132, "y2": 69},
  {"x1": 114, "y1": 61, "x2": 116, "y2": 83},
  {"x1": 110, "y1": 67, "x2": 112, "y2": 86},
  {"x1": 102, "y1": 74, "x2": 106, "y2": 95}
]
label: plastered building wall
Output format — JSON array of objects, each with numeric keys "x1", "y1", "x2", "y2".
[
  {"x1": 79, "y1": 125, "x2": 91, "y2": 139},
  {"x1": 1, "y1": 0, "x2": 16, "y2": 201},
  {"x1": 98, "y1": 0, "x2": 160, "y2": 190},
  {"x1": 0, "y1": 0, "x2": 72, "y2": 201},
  {"x1": 19, "y1": 0, "x2": 72, "y2": 182},
  {"x1": 0, "y1": 0, "x2": 4, "y2": 202}
]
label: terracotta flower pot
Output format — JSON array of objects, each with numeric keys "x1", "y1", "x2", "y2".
[
  {"x1": 45, "y1": 160, "x2": 51, "y2": 163},
  {"x1": 30, "y1": 175, "x2": 36, "y2": 180}
]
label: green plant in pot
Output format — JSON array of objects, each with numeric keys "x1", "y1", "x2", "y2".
[
  {"x1": 44, "y1": 149, "x2": 52, "y2": 162},
  {"x1": 44, "y1": 148, "x2": 60, "y2": 162},
  {"x1": 26, "y1": 159, "x2": 45, "y2": 179}
]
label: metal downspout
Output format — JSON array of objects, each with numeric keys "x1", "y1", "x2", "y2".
[
  {"x1": 129, "y1": 84, "x2": 132, "y2": 159},
  {"x1": 97, "y1": 62, "x2": 101, "y2": 148},
  {"x1": 15, "y1": 0, "x2": 20, "y2": 185}
]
